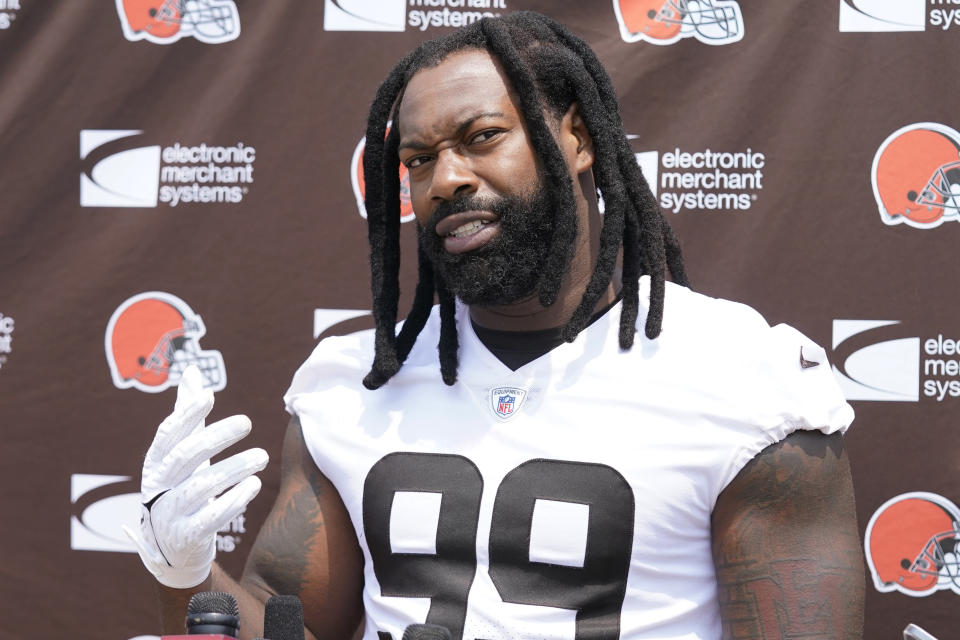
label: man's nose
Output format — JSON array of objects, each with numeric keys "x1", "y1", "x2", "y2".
[{"x1": 430, "y1": 148, "x2": 478, "y2": 203}]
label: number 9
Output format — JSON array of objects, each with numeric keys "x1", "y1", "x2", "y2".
[{"x1": 363, "y1": 454, "x2": 635, "y2": 640}]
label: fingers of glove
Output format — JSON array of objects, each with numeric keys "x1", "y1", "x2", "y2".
[
  {"x1": 152, "y1": 415, "x2": 253, "y2": 490},
  {"x1": 163, "y1": 447, "x2": 268, "y2": 516},
  {"x1": 144, "y1": 371, "x2": 215, "y2": 471},
  {"x1": 184, "y1": 475, "x2": 264, "y2": 542},
  {"x1": 174, "y1": 364, "x2": 207, "y2": 412}
]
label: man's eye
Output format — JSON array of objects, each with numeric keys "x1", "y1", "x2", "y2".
[
  {"x1": 405, "y1": 155, "x2": 431, "y2": 169},
  {"x1": 469, "y1": 129, "x2": 502, "y2": 144}
]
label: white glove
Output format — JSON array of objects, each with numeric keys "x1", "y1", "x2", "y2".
[{"x1": 123, "y1": 365, "x2": 269, "y2": 589}]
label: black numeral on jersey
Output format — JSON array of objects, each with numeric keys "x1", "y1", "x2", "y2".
[
  {"x1": 364, "y1": 453, "x2": 483, "y2": 640},
  {"x1": 362, "y1": 454, "x2": 635, "y2": 640},
  {"x1": 489, "y1": 460, "x2": 634, "y2": 640}
]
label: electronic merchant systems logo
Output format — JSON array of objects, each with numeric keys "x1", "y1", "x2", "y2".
[
  {"x1": 115, "y1": 0, "x2": 240, "y2": 44},
  {"x1": 832, "y1": 319, "x2": 960, "y2": 402},
  {"x1": 80, "y1": 130, "x2": 255, "y2": 208},
  {"x1": 324, "y1": 0, "x2": 507, "y2": 33},
  {"x1": 0, "y1": 0, "x2": 21, "y2": 30},
  {"x1": 839, "y1": 0, "x2": 960, "y2": 32},
  {"x1": 872, "y1": 123, "x2": 960, "y2": 229},
  {"x1": 70, "y1": 474, "x2": 248, "y2": 554},
  {"x1": 105, "y1": 291, "x2": 226, "y2": 393},
  {"x1": 613, "y1": 0, "x2": 744, "y2": 45},
  {"x1": 628, "y1": 143, "x2": 765, "y2": 213}
]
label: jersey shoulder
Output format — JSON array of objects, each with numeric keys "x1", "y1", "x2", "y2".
[
  {"x1": 660, "y1": 280, "x2": 771, "y2": 340},
  {"x1": 283, "y1": 306, "x2": 445, "y2": 413},
  {"x1": 656, "y1": 281, "x2": 853, "y2": 436},
  {"x1": 659, "y1": 281, "x2": 823, "y2": 362}
]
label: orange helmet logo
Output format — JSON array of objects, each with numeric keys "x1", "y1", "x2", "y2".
[
  {"x1": 613, "y1": 0, "x2": 744, "y2": 46},
  {"x1": 872, "y1": 123, "x2": 960, "y2": 229},
  {"x1": 105, "y1": 292, "x2": 226, "y2": 393},
  {"x1": 115, "y1": 0, "x2": 240, "y2": 44},
  {"x1": 351, "y1": 123, "x2": 416, "y2": 224},
  {"x1": 864, "y1": 492, "x2": 960, "y2": 596}
]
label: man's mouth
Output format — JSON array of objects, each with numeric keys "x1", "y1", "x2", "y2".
[
  {"x1": 434, "y1": 210, "x2": 500, "y2": 254},
  {"x1": 448, "y1": 219, "x2": 492, "y2": 238}
]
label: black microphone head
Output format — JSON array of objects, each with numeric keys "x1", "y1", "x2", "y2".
[
  {"x1": 186, "y1": 591, "x2": 240, "y2": 637},
  {"x1": 402, "y1": 624, "x2": 451, "y2": 640},
  {"x1": 187, "y1": 591, "x2": 240, "y2": 616},
  {"x1": 263, "y1": 594, "x2": 304, "y2": 640}
]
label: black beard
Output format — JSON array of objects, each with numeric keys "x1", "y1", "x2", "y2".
[{"x1": 419, "y1": 183, "x2": 563, "y2": 306}]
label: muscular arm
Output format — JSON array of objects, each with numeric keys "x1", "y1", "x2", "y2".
[
  {"x1": 711, "y1": 430, "x2": 865, "y2": 640},
  {"x1": 156, "y1": 416, "x2": 365, "y2": 640}
]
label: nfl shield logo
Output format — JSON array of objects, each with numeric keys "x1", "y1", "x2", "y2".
[{"x1": 489, "y1": 386, "x2": 528, "y2": 421}]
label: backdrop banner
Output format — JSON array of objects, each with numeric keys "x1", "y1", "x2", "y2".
[{"x1": 0, "y1": 1, "x2": 957, "y2": 638}]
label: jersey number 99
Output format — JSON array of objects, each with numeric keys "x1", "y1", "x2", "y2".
[{"x1": 363, "y1": 453, "x2": 635, "y2": 640}]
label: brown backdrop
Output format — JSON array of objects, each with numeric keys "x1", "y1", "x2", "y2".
[{"x1": 1, "y1": 1, "x2": 958, "y2": 638}]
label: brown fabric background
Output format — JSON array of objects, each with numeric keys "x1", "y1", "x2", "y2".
[{"x1": 0, "y1": 1, "x2": 957, "y2": 637}]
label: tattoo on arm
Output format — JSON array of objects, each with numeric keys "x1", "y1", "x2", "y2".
[
  {"x1": 241, "y1": 417, "x2": 364, "y2": 640},
  {"x1": 712, "y1": 431, "x2": 865, "y2": 640},
  {"x1": 245, "y1": 468, "x2": 325, "y2": 596}
]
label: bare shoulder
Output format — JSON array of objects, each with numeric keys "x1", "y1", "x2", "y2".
[
  {"x1": 241, "y1": 415, "x2": 364, "y2": 640},
  {"x1": 711, "y1": 430, "x2": 865, "y2": 640}
]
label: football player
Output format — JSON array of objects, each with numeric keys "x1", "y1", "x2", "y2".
[{"x1": 128, "y1": 12, "x2": 865, "y2": 640}]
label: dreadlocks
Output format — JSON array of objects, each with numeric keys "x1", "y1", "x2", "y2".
[{"x1": 361, "y1": 11, "x2": 689, "y2": 390}]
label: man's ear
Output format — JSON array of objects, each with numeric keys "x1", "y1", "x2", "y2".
[{"x1": 561, "y1": 102, "x2": 594, "y2": 173}]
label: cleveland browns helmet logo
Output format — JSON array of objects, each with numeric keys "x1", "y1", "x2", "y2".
[
  {"x1": 613, "y1": 0, "x2": 744, "y2": 46},
  {"x1": 872, "y1": 123, "x2": 960, "y2": 229},
  {"x1": 864, "y1": 491, "x2": 960, "y2": 597},
  {"x1": 115, "y1": 0, "x2": 241, "y2": 44},
  {"x1": 105, "y1": 291, "x2": 226, "y2": 393},
  {"x1": 351, "y1": 123, "x2": 416, "y2": 224}
]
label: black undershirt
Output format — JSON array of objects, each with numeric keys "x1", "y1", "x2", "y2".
[{"x1": 471, "y1": 294, "x2": 623, "y2": 371}]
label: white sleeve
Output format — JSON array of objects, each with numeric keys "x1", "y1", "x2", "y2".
[
  {"x1": 752, "y1": 322, "x2": 855, "y2": 435},
  {"x1": 715, "y1": 320, "x2": 855, "y2": 494},
  {"x1": 282, "y1": 330, "x2": 374, "y2": 417}
]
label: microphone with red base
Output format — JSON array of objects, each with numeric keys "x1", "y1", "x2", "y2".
[{"x1": 161, "y1": 591, "x2": 240, "y2": 639}]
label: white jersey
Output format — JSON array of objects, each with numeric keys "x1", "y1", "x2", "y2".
[{"x1": 284, "y1": 278, "x2": 854, "y2": 640}]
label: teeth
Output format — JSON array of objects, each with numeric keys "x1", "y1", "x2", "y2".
[{"x1": 448, "y1": 220, "x2": 488, "y2": 238}]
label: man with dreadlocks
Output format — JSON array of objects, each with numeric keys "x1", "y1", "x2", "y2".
[{"x1": 129, "y1": 11, "x2": 864, "y2": 640}]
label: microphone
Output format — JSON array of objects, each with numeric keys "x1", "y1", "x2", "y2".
[
  {"x1": 402, "y1": 624, "x2": 451, "y2": 640},
  {"x1": 187, "y1": 592, "x2": 240, "y2": 636},
  {"x1": 160, "y1": 591, "x2": 241, "y2": 639},
  {"x1": 259, "y1": 594, "x2": 305, "y2": 640}
]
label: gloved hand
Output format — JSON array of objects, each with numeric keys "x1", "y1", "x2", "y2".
[{"x1": 123, "y1": 365, "x2": 269, "y2": 589}]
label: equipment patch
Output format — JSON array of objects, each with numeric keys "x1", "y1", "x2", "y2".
[{"x1": 489, "y1": 386, "x2": 528, "y2": 421}]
